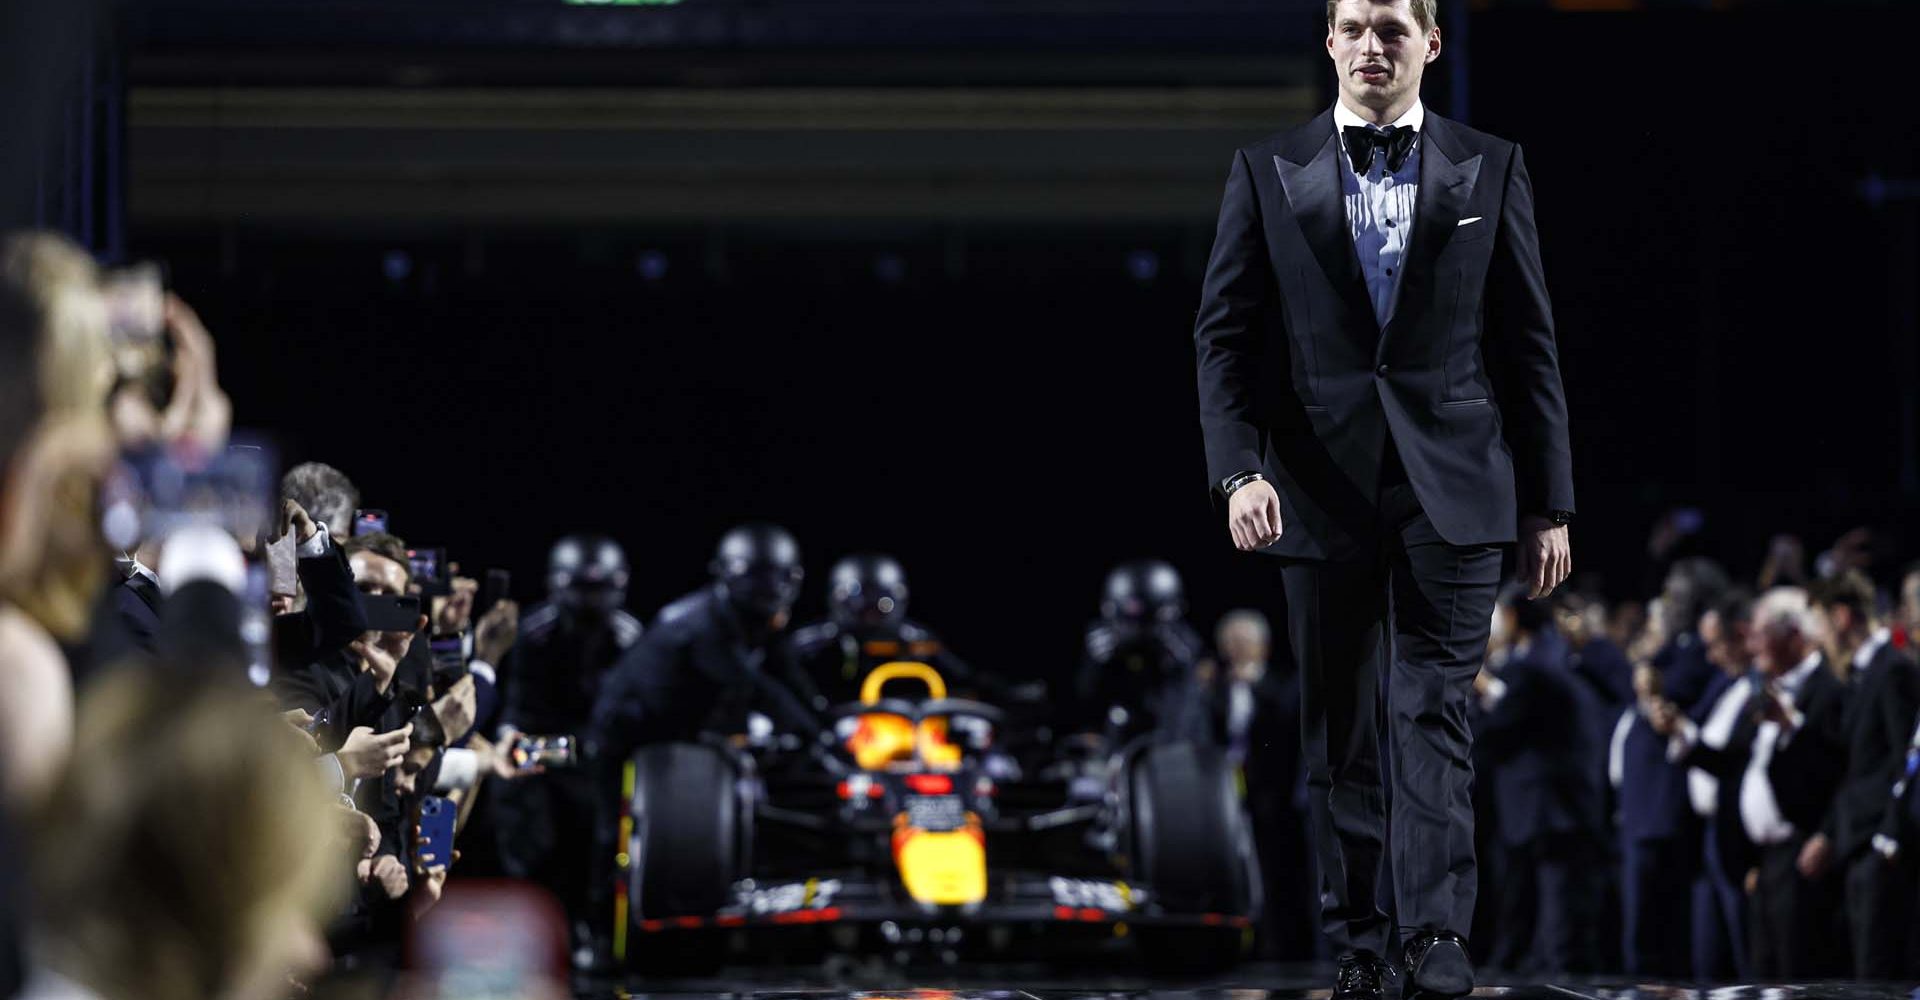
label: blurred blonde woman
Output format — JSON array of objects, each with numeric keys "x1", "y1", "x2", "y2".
[
  {"x1": 23, "y1": 673, "x2": 343, "y2": 1000},
  {"x1": 0, "y1": 232, "x2": 117, "y2": 645},
  {"x1": 0, "y1": 233, "x2": 115, "y2": 810}
]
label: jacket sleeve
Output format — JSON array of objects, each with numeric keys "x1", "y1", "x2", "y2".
[
  {"x1": 1193, "y1": 148, "x2": 1279, "y2": 491},
  {"x1": 296, "y1": 544, "x2": 367, "y2": 661},
  {"x1": 1485, "y1": 144, "x2": 1575, "y2": 517}
]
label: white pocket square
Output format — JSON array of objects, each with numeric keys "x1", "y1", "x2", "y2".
[{"x1": 1457, "y1": 216, "x2": 1483, "y2": 227}]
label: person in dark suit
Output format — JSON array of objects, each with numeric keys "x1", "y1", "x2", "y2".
[
  {"x1": 1608, "y1": 658, "x2": 1701, "y2": 978},
  {"x1": 1190, "y1": 1, "x2": 1574, "y2": 995},
  {"x1": 1658, "y1": 587, "x2": 1847, "y2": 978},
  {"x1": 1208, "y1": 609, "x2": 1313, "y2": 960},
  {"x1": 1797, "y1": 571, "x2": 1919, "y2": 979},
  {"x1": 493, "y1": 534, "x2": 643, "y2": 969},
  {"x1": 1474, "y1": 588, "x2": 1603, "y2": 975},
  {"x1": 1643, "y1": 591, "x2": 1758, "y2": 975}
]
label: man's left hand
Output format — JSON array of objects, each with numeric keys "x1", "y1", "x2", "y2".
[
  {"x1": 1517, "y1": 515, "x2": 1571, "y2": 600},
  {"x1": 1797, "y1": 832, "x2": 1833, "y2": 878}
]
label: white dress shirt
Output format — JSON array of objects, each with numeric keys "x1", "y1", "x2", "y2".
[
  {"x1": 1739, "y1": 652, "x2": 1824, "y2": 845},
  {"x1": 1853, "y1": 626, "x2": 1892, "y2": 674},
  {"x1": 1334, "y1": 99, "x2": 1424, "y2": 326},
  {"x1": 1678, "y1": 675, "x2": 1754, "y2": 817}
]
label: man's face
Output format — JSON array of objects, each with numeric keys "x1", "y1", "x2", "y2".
[
  {"x1": 392, "y1": 743, "x2": 436, "y2": 797},
  {"x1": 1748, "y1": 618, "x2": 1807, "y2": 676},
  {"x1": 1900, "y1": 572, "x2": 1920, "y2": 631},
  {"x1": 1700, "y1": 610, "x2": 1748, "y2": 677},
  {"x1": 1327, "y1": 1, "x2": 1439, "y2": 114},
  {"x1": 1218, "y1": 622, "x2": 1268, "y2": 666},
  {"x1": 350, "y1": 551, "x2": 409, "y2": 597}
]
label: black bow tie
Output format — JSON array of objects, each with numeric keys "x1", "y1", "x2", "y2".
[{"x1": 1342, "y1": 124, "x2": 1418, "y2": 175}]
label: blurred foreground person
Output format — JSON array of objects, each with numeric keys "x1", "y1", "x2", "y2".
[
  {"x1": 1075, "y1": 560, "x2": 1209, "y2": 744},
  {"x1": 495, "y1": 534, "x2": 641, "y2": 966},
  {"x1": 23, "y1": 673, "x2": 341, "y2": 1000}
]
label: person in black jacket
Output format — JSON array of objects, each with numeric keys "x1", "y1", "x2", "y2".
[
  {"x1": 591, "y1": 524, "x2": 818, "y2": 760},
  {"x1": 493, "y1": 534, "x2": 643, "y2": 967},
  {"x1": 1798, "y1": 571, "x2": 1919, "y2": 979},
  {"x1": 1474, "y1": 588, "x2": 1603, "y2": 975},
  {"x1": 1657, "y1": 586, "x2": 1848, "y2": 978},
  {"x1": 1208, "y1": 609, "x2": 1311, "y2": 960},
  {"x1": 1074, "y1": 560, "x2": 1210, "y2": 746},
  {"x1": 779, "y1": 553, "x2": 989, "y2": 710},
  {"x1": 583, "y1": 524, "x2": 819, "y2": 967}
]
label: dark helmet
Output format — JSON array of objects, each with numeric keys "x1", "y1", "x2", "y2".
[
  {"x1": 710, "y1": 523, "x2": 804, "y2": 620},
  {"x1": 1101, "y1": 559, "x2": 1185, "y2": 623},
  {"x1": 828, "y1": 553, "x2": 909, "y2": 629},
  {"x1": 548, "y1": 534, "x2": 629, "y2": 616}
]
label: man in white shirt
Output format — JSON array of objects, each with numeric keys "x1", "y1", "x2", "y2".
[
  {"x1": 1800, "y1": 572, "x2": 1920, "y2": 978},
  {"x1": 1653, "y1": 587, "x2": 1847, "y2": 978}
]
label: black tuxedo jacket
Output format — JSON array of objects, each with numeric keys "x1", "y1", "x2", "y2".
[
  {"x1": 1677, "y1": 680, "x2": 1762, "y2": 886},
  {"x1": 1767, "y1": 660, "x2": 1849, "y2": 834},
  {"x1": 1825, "y1": 643, "x2": 1918, "y2": 859},
  {"x1": 1476, "y1": 631, "x2": 1605, "y2": 847},
  {"x1": 1194, "y1": 107, "x2": 1573, "y2": 558}
]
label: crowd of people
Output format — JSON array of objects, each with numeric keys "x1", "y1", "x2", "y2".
[{"x1": 0, "y1": 223, "x2": 1917, "y2": 999}]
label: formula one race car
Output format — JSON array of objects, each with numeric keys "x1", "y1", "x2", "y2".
[{"x1": 614, "y1": 661, "x2": 1260, "y2": 974}]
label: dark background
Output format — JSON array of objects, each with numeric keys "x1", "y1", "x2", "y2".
[{"x1": 9, "y1": 0, "x2": 1919, "y2": 687}]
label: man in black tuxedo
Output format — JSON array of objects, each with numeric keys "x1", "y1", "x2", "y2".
[
  {"x1": 1657, "y1": 587, "x2": 1847, "y2": 978},
  {"x1": 1191, "y1": 1, "x2": 1572, "y2": 996},
  {"x1": 1798, "y1": 571, "x2": 1919, "y2": 979}
]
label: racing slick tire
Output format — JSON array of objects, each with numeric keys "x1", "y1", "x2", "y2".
[
  {"x1": 1126, "y1": 741, "x2": 1254, "y2": 972},
  {"x1": 625, "y1": 742, "x2": 740, "y2": 975}
]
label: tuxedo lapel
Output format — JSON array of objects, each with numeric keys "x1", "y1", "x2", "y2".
[
  {"x1": 1386, "y1": 115, "x2": 1482, "y2": 336},
  {"x1": 1274, "y1": 115, "x2": 1378, "y2": 338}
]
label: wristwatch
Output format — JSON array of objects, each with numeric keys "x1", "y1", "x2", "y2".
[
  {"x1": 1220, "y1": 471, "x2": 1265, "y2": 497},
  {"x1": 1547, "y1": 510, "x2": 1574, "y2": 526}
]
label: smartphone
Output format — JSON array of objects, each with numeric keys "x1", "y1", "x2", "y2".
[
  {"x1": 265, "y1": 531, "x2": 299, "y2": 598},
  {"x1": 353, "y1": 508, "x2": 389, "y2": 536},
  {"x1": 99, "y1": 436, "x2": 277, "y2": 551},
  {"x1": 510, "y1": 734, "x2": 576, "y2": 772},
  {"x1": 429, "y1": 636, "x2": 469, "y2": 688},
  {"x1": 101, "y1": 262, "x2": 172, "y2": 409},
  {"x1": 480, "y1": 568, "x2": 511, "y2": 614},
  {"x1": 413, "y1": 795, "x2": 458, "y2": 874},
  {"x1": 408, "y1": 546, "x2": 449, "y2": 596},
  {"x1": 360, "y1": 593, "x2": 422, "y2": 633}
]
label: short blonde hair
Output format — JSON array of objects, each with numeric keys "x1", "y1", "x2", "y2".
[
  {"x1": 1215, "y1": 609, "x2": 1272, "y2": 650},
  {"x1": 31, "y1": 675, "x2": 342, "y2": 1000},
  {"x1": 0, "y1": 231, "x2": 112, "y2": 418},
  {"x1": 1752, "y1": 586, "x2": 1821, "y2": 642},
  {"x1": 1327, "y1": 0, "x2": 1438, "y2": 34}
]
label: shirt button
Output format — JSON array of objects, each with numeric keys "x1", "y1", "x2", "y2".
[
  {"x1": 1386, "y1": 267, "x2": 1394, "y2": 275},
  {"x1": 1376, "y1": 364, "x2": 1390, "y2": 376}
]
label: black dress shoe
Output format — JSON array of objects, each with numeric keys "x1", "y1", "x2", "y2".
[
  {"x1": 1332, "y1": 950, "x2": 1392, "y2": 1000},
  {"x1": 1402, "y1": 929, "x2": 1473, "y2": 998}
]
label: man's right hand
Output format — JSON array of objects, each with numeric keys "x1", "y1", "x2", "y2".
[
  {"x1": 432, "y1": 675, "x2": 478, "y2": 744},
  {"x1": 337, "y1": 724, "x2": 412, "y2": 781},
  {"x1": 1227, "y1": 480, "x2": 1283, "y2": 551}
]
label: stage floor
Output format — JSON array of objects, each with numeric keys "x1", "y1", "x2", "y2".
[{"x1": 580, "y1": 964, "x2": 1919, "y2": 999}]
